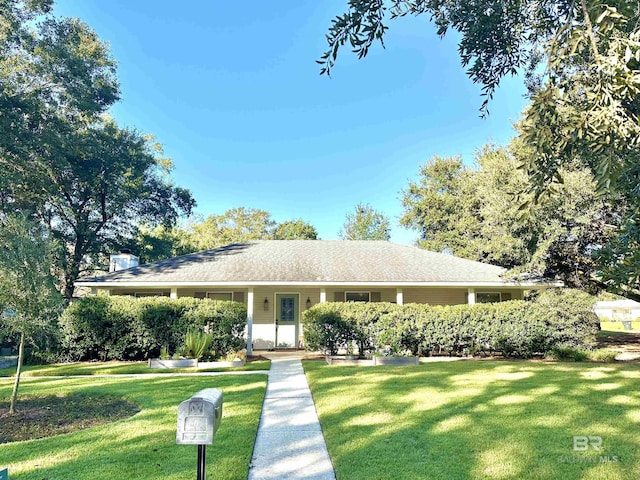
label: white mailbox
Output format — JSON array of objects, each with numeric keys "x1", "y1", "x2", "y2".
[{"x1": 176, "y1": 389, "x2": 223, "y2": 445}]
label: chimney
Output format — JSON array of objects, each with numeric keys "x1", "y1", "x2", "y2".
[{"x1": 109, "y1": 250, "x2": 140, "y2": 272}]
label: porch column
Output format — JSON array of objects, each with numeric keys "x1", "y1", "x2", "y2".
[
  {"x1": 246, "y1": 288, "x2": 254, "y2": 355},
  {"x1": 396, "y1": 288, "x2": 404, "y2": 306},
  {"x1": 467, "y1": 287, "x2": 476, "y2": 305},
  {"x1": 170, "y1": 287, "x2": 178, "y2": 300},
  {"x1": 320, "y1": 288, "x2": 327, "y2": 303}
]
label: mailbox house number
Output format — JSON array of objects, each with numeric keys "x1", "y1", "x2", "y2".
[{"x1": 182, "y1": 400, "x2": 208, "y2": 440}]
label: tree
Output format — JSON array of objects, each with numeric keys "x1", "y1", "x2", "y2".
[
  {"x1": 0, "y1": 216, "x2": 64, "y2": 414},
  {"x1": 400, "y1": 156, "x2": 483, "y2": 258},
  {"x1": 400, "y1": 144, "x2": 622, "y2": 291},
  {"x1": 2, "y1": 118, "x2": 195, "y2": 299},
  {"x1": 321, "y1": 0, "x2": 640, "y2": 295},
  {"x1": 339, "y1": 203, "x2": 391, "y2": 240},
  {"x1": 190, "y1": 208, "x2": 276, "y2": 251},
  {"x1": 272, "y1": 219, "x2": 318, "y2": 240},
  {"x1": 0, "y1": 5, "x2": 194, "y2": 298},
  {"x1": 0, "y1": 1, "x2": 119, "y2": 160},
  {"x1": 134, "y1": 224, "x2": 195, "y2": 264}
]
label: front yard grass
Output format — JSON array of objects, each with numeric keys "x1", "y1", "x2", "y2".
[
  {"x1": 0, "y1": 359, "x2": 271, "y2": 377},
  {"x1": 0, "y1": 374, "x2": 267, "y2": 479},
  {"x1": 304, "y1": 360, "x2": 640, "y2": 480}
]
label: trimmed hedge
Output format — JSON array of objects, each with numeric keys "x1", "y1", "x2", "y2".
[
  {"x1": 302, "y1": 289, "x2": 600, "y2": 358},
  {"x1": 59, "y1": 296, "x2": 246, "y2": 361}
]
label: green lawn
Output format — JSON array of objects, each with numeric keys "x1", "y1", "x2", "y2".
[
  {"x1": 600, "y1": 321, "x2": 640, "y2": 332},
  {"x1": 304, "y1": 360, "x2": 640, "y2": 480},
  {"x1": 0, "y1": 359, "x2": 270, "y2": 377},
  {"x1": 0, "y1": 374, "x2": 267, "y2": 479}
]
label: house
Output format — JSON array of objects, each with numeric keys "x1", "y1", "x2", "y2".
[
  {"x1": 594, "y1": 300, "x2": 640, "y2": 321},
  {"x1": 75, "y1": 240, "x2": 560, "y2": 353}
]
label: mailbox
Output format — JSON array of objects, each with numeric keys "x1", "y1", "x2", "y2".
[{"x1": 176, "y1": 389, "x2": 223, "y2": 445}]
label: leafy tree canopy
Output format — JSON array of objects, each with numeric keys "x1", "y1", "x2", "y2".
[
  {"x1": 401, "y1": 143, "x2": 622, "y2": 292},
  {"x1": 0, "y1": 215, "x2": 64, "y2": 414},
  {"x1": 322, "y1": 0, "x2": 640, "y2": 296},
  {"x1": 272, "y1": 219, "x2": 319, "y2": 240},
  {"x1": 0, "y1": 1, "x2": 195, "y2": 298},
  {"x1": 340, "y1": 203, "x2": 391, "y2": 241},
  {"x1": 136, "y1": 210, "x2": 321, "y2": 262}
]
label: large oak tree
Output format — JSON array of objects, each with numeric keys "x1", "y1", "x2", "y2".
[
  {"x1": 401, "y1": 144, "x2": 623, "y2": 292},
  {"x1": 0, "y1": 1, "x2": 194, "y2": 298},
  {"x1": 322, "y1": 0, "x2": 640, "y2": 296}
]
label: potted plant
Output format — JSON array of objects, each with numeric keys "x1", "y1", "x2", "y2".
[
  {"x1": 344, "y1": 342, "x2": 357, "y2": 360},
  {"x1": 373, "y1": 345, "x2": 419, "y2": 366}
]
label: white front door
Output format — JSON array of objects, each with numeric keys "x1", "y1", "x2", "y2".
[{"x1": 275, "y1": 294, "x2": 298, "y2": 348}]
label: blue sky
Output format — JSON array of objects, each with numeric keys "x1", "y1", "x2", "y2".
[{"x1": 54, "y1": 0, "x2": 529, "y2": 245}]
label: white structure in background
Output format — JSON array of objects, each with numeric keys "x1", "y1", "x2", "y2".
[
  {"x1": 109, "y1": 250, "x2": 140, "y2": 272},
  {"x1": 594, "y1": 300, "x2": 640, "y2": 320}
]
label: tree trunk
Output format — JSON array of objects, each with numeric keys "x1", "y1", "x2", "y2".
[{"x1": 9, "y1": 331, "x2": 25, "y2": 415}]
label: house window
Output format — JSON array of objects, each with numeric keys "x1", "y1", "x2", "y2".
[
  {"x1": 134, "y1": 292, "x2": 169, "y2": 298},
  {"x1": 345, "y1": 292, "x2": 370, "y2": 303},
  {"x1": 207, "y1": 292, "x2": 233, "y2": 301},
  {"x1": 476, "y1": 292, "x2": 502, "y2": 303}
]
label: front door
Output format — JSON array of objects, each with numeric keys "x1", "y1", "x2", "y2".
[{"x1": 275, "y1": 294, "x2": 299, "y2": 348}]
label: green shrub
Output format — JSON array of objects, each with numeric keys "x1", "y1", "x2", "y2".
[
  {"x1": 183, "y1": 300, "x2": 247, "y2": 354},
  {"x1": 184, "y1": 329, "x2": 213, "y2": 359},
  {"x1": 546, "y1": 346, "x2": 589, "y2": 362},
  {"x1": 303, "y1": 291, "x2": 599, "y2": 359},
  {"x1": 59, "y1": 296, "x2": 246, "y2": 361},
  {"x1": 588, "y1": 349, "x2": 618, "y2": 362},
  {"x1": 302, "y1": 304, "x2": 354, "y2": 355}
]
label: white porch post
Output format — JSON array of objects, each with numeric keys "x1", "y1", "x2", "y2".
[
  {"x1": 320, "y1": 288, "x2": 327, "y2": 303},
  {"x1": 170, "y1": 287, "x2": 178, "y2": 300},
  {"x1": 246, "y1": 288, "x2": 254, "y2": 355},
  {"x1": 467, "y1": 287, "x2": 476, "y2": 305},
  {"x1": 396, "y1": 288, "x2": 404, "y2": 306}
]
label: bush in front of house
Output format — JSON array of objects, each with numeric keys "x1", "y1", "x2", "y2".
[
  {"x1": 59, "y1": 296, "x2": 247, "y2": 361},
  {"x1": 302, "y1": 303, "x2": 355, "y2": 355},
  {"x1": 181, "y1": 300, "x2": 247, "y2": 354},
  {"x1": 302, "y1": 289, "x2": 600, "y2": 358}
]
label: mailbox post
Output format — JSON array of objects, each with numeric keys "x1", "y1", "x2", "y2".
[{"x1": 176, "y1": 389, "x2": 223, "y2": 480}]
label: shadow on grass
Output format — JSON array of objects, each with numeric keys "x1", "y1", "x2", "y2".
[
  {"x1": 0, "y1": 359, "x2": 271, "y2": 377},
  {"x1": 0, "y1": 374, "x2": 267, "y2": 480},
  {"x1": 304, "y1": 360, "x2": 640, "y2": 480}
]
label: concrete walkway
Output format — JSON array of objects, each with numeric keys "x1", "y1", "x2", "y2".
[{"x1": 249, "y1": 353, "x2": 335, "y2": 480}]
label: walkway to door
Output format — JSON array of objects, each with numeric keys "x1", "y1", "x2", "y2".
[{"x1": 248, "y1": 352, "x2": 336, "y2": 480}]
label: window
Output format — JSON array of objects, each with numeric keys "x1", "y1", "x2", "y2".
[
  {"x1": 345, "y1": 292, "x2": 370, "y2": 303},
  {"x1": 476, "y1": 292, "x2": 502, "y2": 303},
  {"x1": 207, "y1": 292, "x2": 233, "y2": 301},
  {"x1": 134, "y1": 292, "x2": 169, "y2": 298}
]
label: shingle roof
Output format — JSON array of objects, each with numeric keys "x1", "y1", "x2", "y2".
[{"x1": 77, "y1": 240, "x2": 522, "y2": 286}]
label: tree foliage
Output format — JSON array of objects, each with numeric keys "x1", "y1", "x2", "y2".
[
  {"x1": 272, "y1": 219, "x2": 318, "y2": 240},
  {"x1": 0, "y1": 1, "x2": 195, "y2": 297},
  {"x1": 189, "y1": 207, "x2": 276, "y2": 251},
  {"x1": 322, "y1": 0, "x2": 640, "y2": 296},
  {"x1": 137, "y1": 210, "x2": 321, "y2": 261},
  {"x1": 401, "y1": 144, "x2": 622, "y2": 291},
  {"x1": 339, "y1": 203, "x2": 391, "y2": 240},
  {"x1": 0, "y1": 215, "x2": 64, "y2": 414}
]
